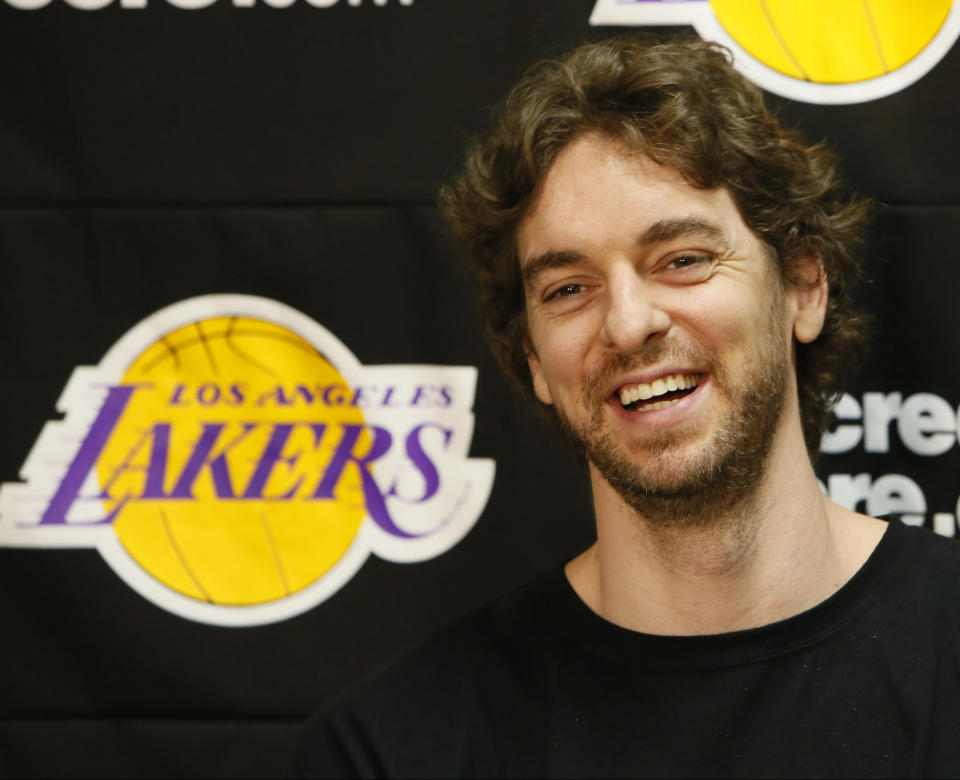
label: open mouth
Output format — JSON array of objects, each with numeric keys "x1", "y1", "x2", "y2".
[{"x1": 617, "y1": 373, "x2": 701, "y2": 412}]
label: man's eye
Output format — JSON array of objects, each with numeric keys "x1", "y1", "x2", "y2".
[
  {"x1": 545, "y1": 283, "x2": 583, "y2": 301},
  {"x1": 668, "y1": 254, "x2": 710, "y2": 268},
  {"x1": 664, "y1": 253, "x2": 716, "y2": 279}
]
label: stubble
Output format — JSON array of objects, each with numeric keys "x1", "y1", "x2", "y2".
[{"x1": 555, "y1": 308, "x2": 790, "y2": 530}]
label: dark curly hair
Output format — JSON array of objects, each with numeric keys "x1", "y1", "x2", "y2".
[{"x1": 439, "y1": 35, "x2": 871, "y2": 457}]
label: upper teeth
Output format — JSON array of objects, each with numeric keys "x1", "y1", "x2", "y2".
[{"x1": 619, "y1": 373, "x2": 699, "y2": 406}]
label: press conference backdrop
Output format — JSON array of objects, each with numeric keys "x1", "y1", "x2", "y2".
[{"x1": 1, "y1": 0, "x2": 958, "y2": 776}]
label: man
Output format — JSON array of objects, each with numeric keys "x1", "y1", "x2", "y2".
[{"x1": 296, "y1": 36, "x2": 960, "y2": 778}]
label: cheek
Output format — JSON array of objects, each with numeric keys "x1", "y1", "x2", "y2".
[
  {"x1": 672, "y1": 297, "x2": 769, "y2": 381},
  {"x1": 674, "y1": 297, "x2": 741, "y2": 352},
  {"x1": 538, "y1": 337, "x2": 578, "y2": 383},
  {"x1": 685, "y1": 280, "x2": 773, "y2": 340},
  {"x1": 530, "y1": 324, "x2": 593, "y2": 395}
]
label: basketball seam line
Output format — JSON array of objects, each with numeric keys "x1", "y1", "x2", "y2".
[
  {"x1": 861, "y1": 0, "x2": 890, "y2": 74},
  {"x1": 225, "y1": 316, "x2": 279, "y2": 378},
  {"x1": 759, "y1": 0, "x2": 811, "y2": 81},
  {"x1": 138, "y1": 326, "x2": 327, "y2": 374},
  {"x1": 159, "y1": 507, "x2": 214, "y2": 604},
  {"x1": 261, "y1": 511, "x2": 291, "y2": 597},
  {"x1": 195, "y1": 320, "x2": 219, "y2": 375}
]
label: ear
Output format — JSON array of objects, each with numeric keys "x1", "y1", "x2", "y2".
[
  {"x1": 790, "y1": 252, "x2": 828, "y2": 344},
  {"x1": 525, "y1": 343, "x2": 554, "y2": 405}
]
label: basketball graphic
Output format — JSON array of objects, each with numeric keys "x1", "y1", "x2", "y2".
[
  {"x1": 96, "y1": 316, "x2": 369, "y2": 606},
  {"x1": 0, "y1": 295, "x2": 496, "y2": 626},
  {"x1": 590, "y1": 0, "x2": 960, "y2": 103},
  {"x1": 709, "y1": 0, "x2": 951, "y2": 83}
]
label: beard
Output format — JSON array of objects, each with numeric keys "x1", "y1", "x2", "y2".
[{"x1": 554, "y1": 314, "x2": 790, "y2": 529}]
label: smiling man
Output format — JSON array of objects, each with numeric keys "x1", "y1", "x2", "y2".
[
  {"x1": 296, "y1": 37, "x2": 960, "y2": 778},
  {"x1": 515, "y1": 133, "x2": 885, "y2": 637}
]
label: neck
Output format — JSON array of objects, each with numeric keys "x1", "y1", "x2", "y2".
[{"x1": 567, "y1": 419, "x2": 886, "y2": 636}]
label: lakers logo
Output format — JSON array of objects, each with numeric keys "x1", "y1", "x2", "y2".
[
  {"x1": 590, "y1": 0, "x2": 960, "y2": 103},
  {"x1": 0, "y1": 295, "x2": 495, "y2": 626}
]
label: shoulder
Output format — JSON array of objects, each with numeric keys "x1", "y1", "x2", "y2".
[
  {"x1": 901, "y1": 521, "x2": 960, "y2": 592},
  {"x1": 893, "y1": 518, "x2": 960, "y2": 573},
  {"x1": 293, "y1": 572, "x2": 564, "y2": 778},
  {"x1": 871, "y1": 519, "x2": 960, "y2": 625}
]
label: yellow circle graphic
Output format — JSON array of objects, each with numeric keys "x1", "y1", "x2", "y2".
[
  {"x1": 710, "y1": 0, "x2": 952, "y2": 83},
  {"x1": 95, "y1": 317, "x2": 369, "y2": 606}
]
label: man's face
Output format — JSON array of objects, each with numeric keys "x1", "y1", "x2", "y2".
[{"x1": 517, "y1": 134, "x2": 819, "y2": 520}]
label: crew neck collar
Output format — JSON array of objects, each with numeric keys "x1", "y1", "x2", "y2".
[{"x1": 539, "y1": 518, "x2": 911, "y2": 670}]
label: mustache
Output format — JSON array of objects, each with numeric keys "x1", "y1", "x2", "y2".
[{"x1": 582, "y1": 342, "x2": 714, "y2": 403}]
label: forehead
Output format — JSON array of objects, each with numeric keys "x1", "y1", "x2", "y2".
[{"x1": 517, "y1": 134, "x2": 756, "y2": 265}]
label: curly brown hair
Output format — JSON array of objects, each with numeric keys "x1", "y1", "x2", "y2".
[{"x1": 439, "y1": 35, "x2": 871, "y2": 457}]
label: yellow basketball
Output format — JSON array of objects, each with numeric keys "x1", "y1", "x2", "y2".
[
  {"x1": 710, "y1": 0, "x2": 952, "y2": 83},
  {"x1": 95, "y1": 316, "x2": 370, "y2": 606}
]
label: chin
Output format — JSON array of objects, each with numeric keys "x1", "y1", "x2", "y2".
[
  {"x1": 600, "y1": 438, "x2": 728, "y2": 495},
  {"x1": 578, "y1": 411, "x2": 780, "y2": 525}
]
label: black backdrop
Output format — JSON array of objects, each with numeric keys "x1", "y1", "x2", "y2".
[{"x1": 1, "y1": 1, "x2": 959, "y2": 776}]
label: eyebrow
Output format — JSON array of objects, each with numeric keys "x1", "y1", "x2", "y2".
[
  {"x1": 520, "y1": 216, "x2": 731, "y2": 290},
  {"x1": 638, "y1": 216, "x2": 730, "y2": 251},
  {"x1": 520, "y1": 249, "x2": 586, "y2": 290}
]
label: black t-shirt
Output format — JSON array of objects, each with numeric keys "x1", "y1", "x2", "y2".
[{"x1": 295, "y1": 520, "x2": 960, "y2": 778}]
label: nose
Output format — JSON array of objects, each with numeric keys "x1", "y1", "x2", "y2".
[{"x1": 600, "y1": 267, "x2": 671, "y2": 352}]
